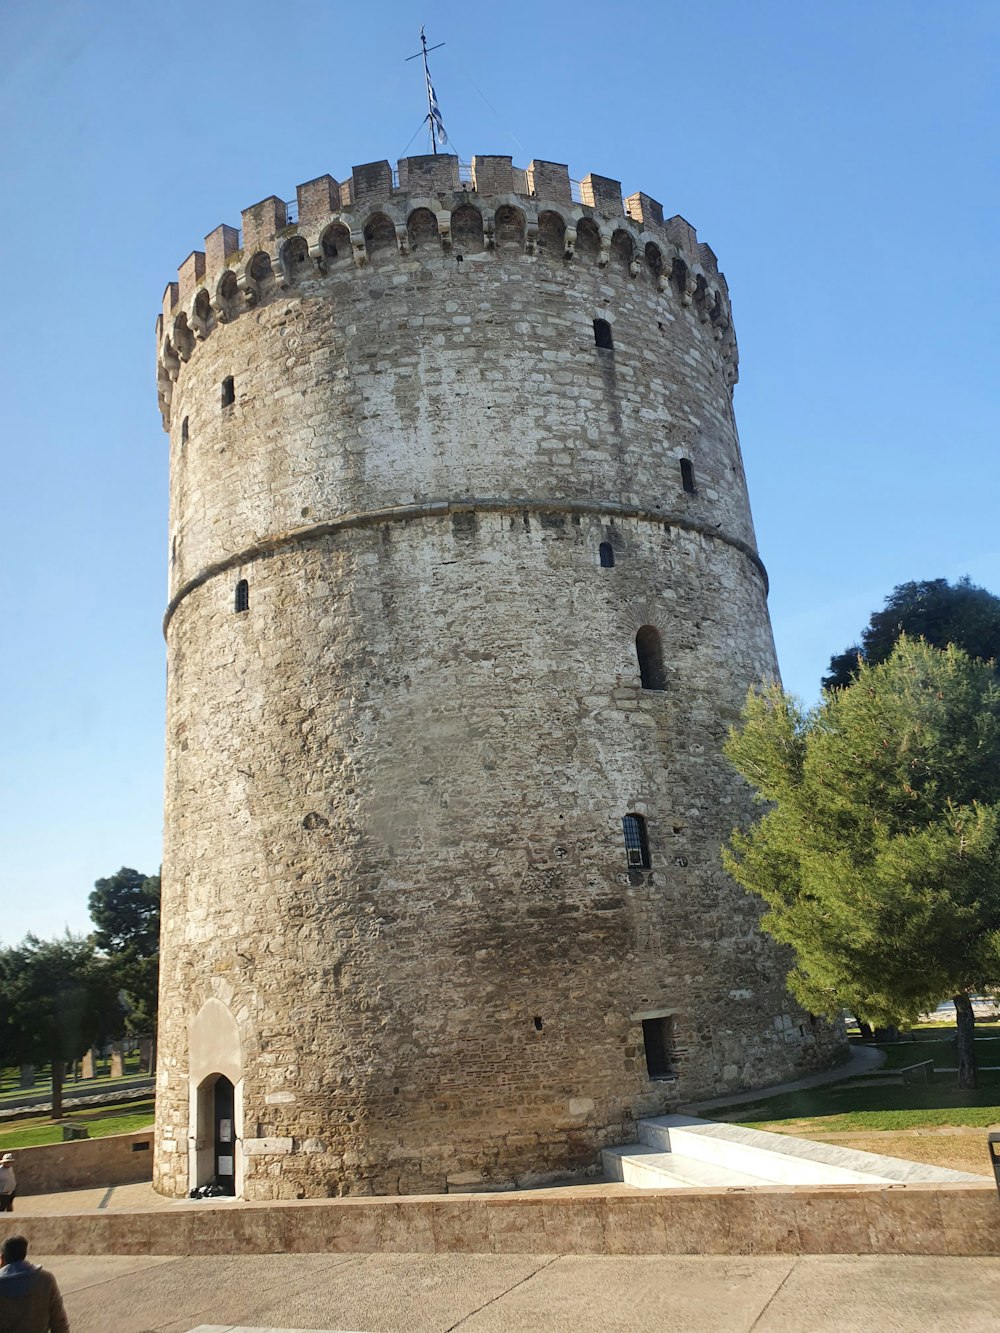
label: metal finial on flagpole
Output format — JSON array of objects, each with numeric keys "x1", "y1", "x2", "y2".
[{"x1": 406, "y1": 26, "x2": 447, "y2": 155}]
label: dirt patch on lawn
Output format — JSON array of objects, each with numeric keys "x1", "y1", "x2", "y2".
[{"x1": 800, "y1": 1127, "x2": 997, "y2": 1176}]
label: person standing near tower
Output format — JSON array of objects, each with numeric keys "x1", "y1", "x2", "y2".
[
  {"x1": 0, "y1": 1236, "x2": 69, "y2": 1332},
  {"x1": 0, "y1": 1153, "x2": 15, "y2": 1211}
]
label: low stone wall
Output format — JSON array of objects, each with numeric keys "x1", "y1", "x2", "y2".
[
  {"x1": 7, "y1": 1130, "x2": 154, "y2": 1195},
  {"x1": 3, "y1": 1182, "x2": 999, "y2": 1256}
]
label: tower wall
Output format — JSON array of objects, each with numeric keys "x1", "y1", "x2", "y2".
[{"x1": 153, "y1": 156, "x2": 844, "y2": 1199}]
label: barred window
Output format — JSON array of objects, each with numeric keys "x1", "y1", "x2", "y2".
[
  {"x1": 622, "y1": 814, "x2": 650, "y2": 869},
  {"x1": 235, "y1": 579, "x2": 249, "y2": 613}
]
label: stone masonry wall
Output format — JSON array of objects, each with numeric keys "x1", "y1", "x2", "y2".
[{"x1": 154, "y1": 156, "x2": 845, "y2": 1200}]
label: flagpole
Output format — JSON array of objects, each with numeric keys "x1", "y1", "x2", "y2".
[
  {"x1": 420, "y1": 28, "x2": 437, "y2": 154},
  {"x1": 406, "y1": 27, "x2": 447, "y2": 156}
]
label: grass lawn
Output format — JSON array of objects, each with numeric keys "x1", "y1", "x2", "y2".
[
  {"x1": 713, "y1": 1046, "x2": 1000, "y2": 1134},
  {"x1": 0, "y1": 1099, "x2": 155, "y2": 1150},
  {"x1": 0, "y1": 1058, "x2": 151, "y2": 1103}
]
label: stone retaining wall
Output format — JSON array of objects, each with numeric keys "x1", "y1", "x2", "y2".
[
  {"x1": 6, "y1": 1130, "x2": 154, "y2": 1195},
  {"x1": 3, "y1": 1183, "x2": 998, "y2": 1256}
]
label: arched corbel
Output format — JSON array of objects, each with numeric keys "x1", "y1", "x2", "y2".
[
  {"x1": 483, "y1": 212, "x2": 496, "y2": 249},
  {"x1": 395, "y1": 224, "x2": 410, "y2": 256},
  {"x1": 436, "y1": 210, "x2": 452, "y2": 251},
  {"x1": 350, "y1": 229, "x2": 367, "y2": 266},
  {"x1": 236, "y1": 270, "x2": 258, "y2": 307},
  {"x1": 161, "y1": 340, "x2": 181, "y2": 381},
  {"x1": 524, "y1": 216, "x2": 539, "y2": 255},
  {"x1": 309, "y1": 241, "x2": 328, "y2": 275},
  {"x1": 598, "y1": 239, "x2": 611, "y2": 267},
  {"x1": 564, "y1": 226, "x2": 577, "y2": 260}
]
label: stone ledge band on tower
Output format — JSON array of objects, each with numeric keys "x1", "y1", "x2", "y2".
[{"x1": 162, "y1": 496, "x2": 769, "y2": 635}]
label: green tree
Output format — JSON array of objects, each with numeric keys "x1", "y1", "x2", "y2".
[
  {"x1": 88, "y1": 867, "x2": 161, "y2": 1063},
  {"x1": 823, "y1": 577, "x2": 1000, "y2": 691},
  {"x1": 0, "y1": 936, "x2": 120, "y2": 1118},
  {"x1": 724, "y1": 638, "x2": 1000, "y2": 1089}
]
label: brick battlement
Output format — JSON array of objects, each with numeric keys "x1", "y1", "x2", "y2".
[{"x1": 155, "y1": 154, "x2": 737, "y2": 427}]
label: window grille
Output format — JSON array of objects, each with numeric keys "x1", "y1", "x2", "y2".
[
  {"x1": 235, "y1": 579, "x2": 249, "y2": 613},
  {"x1": 622, "y1": 814, "x2": 650, "y2": 869}
]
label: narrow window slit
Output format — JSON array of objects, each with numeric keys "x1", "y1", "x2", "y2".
[
  {"x1": 593, "y1": 318, "x2": 613, "y2": 350},
  {"x1": 680, "y1": 458, "x2": 696, "y2": 494},
  {"x1": 622, "y1": 814, "x2": 650, "y2": 869},
  {"x1": 599, "y1": 542, "x2": 615, "y2": 568},
  {"x1": 235, "y1": 579, "x2": 249, "y2": 613},
  {"x1": 221, "y1": 376, "x2": 235, "y2": 408}
]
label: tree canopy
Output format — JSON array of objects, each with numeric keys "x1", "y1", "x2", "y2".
[
  {"x1": 0, "y1": 935, "x2": 121, "y2": 1117},
  {"x1": 823, "y1": 577, "x2": 1000, "y2": 691},
  {"x1": 724, "y1": 638, "x2": 1000, "y2": 1087},
  {"x1": 88, "y1": 866, "x2": 161, "y2": 1040}
]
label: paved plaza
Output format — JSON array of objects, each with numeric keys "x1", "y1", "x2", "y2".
[{"x1": 33, "y1": 1251, "x2": 1000, "y2": 1332}]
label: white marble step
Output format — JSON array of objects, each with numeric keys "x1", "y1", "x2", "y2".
[
  {"x1": 636, "y1": 1114, "x2": 986, "y2": 1185},
  {"x1": 602, "y1": 1144, "x2": 773, "y2": 1190}
]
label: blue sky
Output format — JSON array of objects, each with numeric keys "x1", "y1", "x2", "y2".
[{"x1": 0, "y1": 1, "x2": 997, "y2": 941}]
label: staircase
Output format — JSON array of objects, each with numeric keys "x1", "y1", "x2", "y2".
[{"x1": 602, "y1": 1114, "x2": 987, "y2": 1189}]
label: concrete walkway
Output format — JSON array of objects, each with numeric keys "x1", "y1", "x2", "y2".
[
  {"x1": 35, "y1": 1251, "x2": 1000, "y2": 1332},
  {"x1": 682, "y1": 1043, "x2": 887, "y2": 1114}
]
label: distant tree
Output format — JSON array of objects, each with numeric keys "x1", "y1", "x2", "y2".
[
  {"x1": 0, "y1": 936, "x2": 120, "y2": 1118},
  {"x1": 823, "y1": 577, "x2": 1000, "y2": 691},
  {"x1": 88, "y1": 868, "x2": 161, "y2": 1060},
  {"x1": 725, "y1": 638, "x2": 1000, "y2": 1089}
]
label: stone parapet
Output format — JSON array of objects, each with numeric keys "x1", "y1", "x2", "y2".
[
  {"x1": 5, "y1": 1183, "x2": 998, "y2": 1256},
  {"x1": 6, "y1": 1130, "x2": 153, "y2": 1195}
]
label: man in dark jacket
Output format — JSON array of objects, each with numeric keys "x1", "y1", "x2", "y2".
[{"x1": 0, "y1": 1236, "x2": 69, "y2": 1332}]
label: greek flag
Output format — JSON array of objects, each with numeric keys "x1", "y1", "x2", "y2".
[{"x1": 426, "y1": 67, "x2": 448, "y2": 145}]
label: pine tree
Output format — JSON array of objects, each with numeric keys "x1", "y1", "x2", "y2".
[{"x1": 724, "y1": 638, "x2": 1000, "y2": 1088}]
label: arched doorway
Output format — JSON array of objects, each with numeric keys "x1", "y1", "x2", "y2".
[
  {"x1": 187, "y1": 998, "x2": 243, "y2": 1195},
  {"x1": 212, "y1": 1074, "x2": 236, "y2": 1193}
]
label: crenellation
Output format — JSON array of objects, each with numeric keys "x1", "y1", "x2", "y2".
[
  {"x1": 177, "y1": 251, "x2": 206, "y2": 305},
  {"x1": 580, "y1": 172, "x2": 623, "y2": 217},
  {"x1": 351, "y1": 160, "x2": 394, "y2": 208},
  {"x1": 527, "y1": 160, "x2": 572, "y2": 203},
  {"x1": 625, "y1": 191, "x2": 664, "y2": 227},
  {"x1": 698, "y1": 242, "x2": 720, "y2": 276},
  {"x1": 664, "y1": 214, "x2": 698, "y2": 254},
  {"x1": 241, "y1": 196, "x2": 288, "y2": 255},
  {"x1": 471, "y1": 155, "x2": 514, "y2": 194},
  {"x1": 397, "y1": 152, "x2": 460, "y2": 194},
  {"x1": 205, "y1": 223, "x2": 241, "y2": 272},
  {"x1": 161, "y1": 280, "x2": 178, "y2": 320},
  {"x1": 296, "y1": 174, "x2": 341, "y2": 229}
]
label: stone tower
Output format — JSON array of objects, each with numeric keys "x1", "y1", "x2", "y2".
[{"x1": 153, "y1": 153, "x2": 843, "y2": 1200}]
